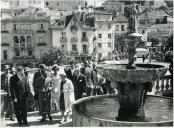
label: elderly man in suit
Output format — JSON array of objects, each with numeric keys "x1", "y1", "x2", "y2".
[
  {"x1": 10, "y1": 66, "x2": 29, "y2": 125},
  {"x1": 1, "y1": 65, "x2": 15, "y2": 121},
  {"x1": 73, "y1": 68, "x2": 87, "y2": 100}
]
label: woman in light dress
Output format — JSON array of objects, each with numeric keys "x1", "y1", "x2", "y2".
[
  {"x1": 56, "y1": 71, "x2": 75, "y2": 123},
  {"x1": 51, "y1": 64, "x2": 61, "y2": 111}
]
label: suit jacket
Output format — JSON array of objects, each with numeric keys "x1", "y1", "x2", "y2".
[
  {"x1": 33, "y1": 71, "x2": 42, "y2": 93},
  {"x1": 10, "y1": 74, "x2": 29, "y2": 102},
  {"x1": 64, "y1": 68, "x2": 74, "y2": 82},
  {"x1": 73, "y1": 73, "x2": 87, "y2": 100},
  {"x1": 81, "y1": 67, "x2": 93, "y2": 87},
  {"x1": 1, "y1": 73, "x2": 12, "y2": 95}
]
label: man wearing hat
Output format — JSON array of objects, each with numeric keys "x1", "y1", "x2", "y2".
[
  {"x1": 1, "y1": 65, "x2": 15, "y2": 121},
  {"x1": 10, "y1": 66, "x2": 29, "y2": 125},
  {"x1": 64, "y1": 61, "x2": 75, "y2": 82},
  {"x1": 33, "y1": 64, "x2": 46, "y2": 115}
]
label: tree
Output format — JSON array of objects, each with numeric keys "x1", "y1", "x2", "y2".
[
  {"x1": 165, "y1": 35, "x2": 173, "y2": 51},
  {"x1": 41, "y1": 47, "x2": 67, "y2": 66},
  {"x1": 151, "y1": 38, "x2": 159, "y2": 47}
]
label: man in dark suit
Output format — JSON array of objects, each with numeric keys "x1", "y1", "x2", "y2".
[
  {"x1": 73, "y1": 68, "x2": 87, "y2": 100},
  {"x1": 80, "y1": 61, "x2": 93, "y2": 96},
  {"x1": 33, "y1": 64, "x2": 46, "y2": 115},
  {"x1": 64, "y1": 61, "x2": 75, "y2": 82},
  {"x1": 1, "y1": 65, "x2": 15, "y2": 121},
  {"x1": 10, "y1": 66, "x2": 29, "y2": 125}
]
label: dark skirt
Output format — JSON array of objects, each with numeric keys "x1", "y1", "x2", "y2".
[{"x1": 59, "y1": 92, "x2": 65, "y2": 111}]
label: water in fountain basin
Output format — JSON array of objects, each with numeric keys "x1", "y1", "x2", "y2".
[{"x1": 76, "y1": 96, "x2": 173, "y2": 122}]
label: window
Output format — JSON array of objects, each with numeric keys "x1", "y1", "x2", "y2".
[
  {"x1": 3, "y1": 50, "x2": 7, "y2": 60},
  {"x1": 72, "y1": 44, "x2": 77, "y2": 51},
  {"x1": 82, "y1": 44, "x2": 87, "y2": 52},
  {"x1": 14, "y1": 36, "x2": 19, "y2": 44},
  {"x1": 142, "y1": 30, "x2": 145, "y2": 34},
  {"x1": 26, "y1": 24, "x2": 31, "y2": 30},
  {"x1": 116, "y1": 25, "x2": 119, "y2": 31},
  {"x1": 98, "y1": 34, "x2": 102, "y2": 38},
  {"x1": 39, "y1": 37, "x2": 44, "y2": 43},
  {"x1": 20, "y1": 36, "x2": 25, "y2": 46},
  {"x1": 2, "y1": 37, "x2": 7, "y2": 43},
  {"x1": 1, "y1": 24, "x2": 6, "y2": 31},
  {"x1": 121, "y1": 25, "x2": 125, "y2": 31},
  {"x1": 13, "y1": 24, "x2": 17, "y2": 30},
  {"x1": 98, "y1": 43, "x2": 102, "y2": 48},
  {"x1": 62, "y1": 45, "x2": 64, "y2": 50},
  {"x1": 108, "y1": 43, "x2": 111, "y2": 47},
  {"x1": 61, "y1": 32, "x2": 66, "y2": 36},
  {"x1": 82, "y1": 32, "x2": 86, "y2": 38},
  {"x1": 28, "y1": 50, "x2": 32, "y2": 56},
  {"x1": 57, "y1": 2, "x2": 59, "y2": 6},
  {"x1": 108, "y1": 34, "x2": 111, "y2": 38},
  {"x1": 38, "y1": 13, "x2": 44, "y2": 17},
  {"x1": 26, "y1": 36, "x2": 32, "y2": 44},
  {"x1": 108, "y1": 23, "x2": 111, "y2": 29},
  {"x1": 46, "y1": 2, "x2": 49, "y2": 6},
  {"x1": 15, "y1": 49, "x2": 20, "y2": 56},
  {"x1": 39, "y1": 24, "x2": 44, "y2": 30}
]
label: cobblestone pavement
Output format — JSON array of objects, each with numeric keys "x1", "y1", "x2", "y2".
[{"x1": 5, "y1": 110, "x2": 72, "y2": 127}]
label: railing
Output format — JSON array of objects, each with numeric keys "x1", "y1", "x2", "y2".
[
  {"x1": 70, "y1": 50, "x2": 79, "y2": 55},
  {"x1": 71, "y1": 37, "x2": 78, "y2": 43},
  {"x1": 13, "y1": 30, "x2": 33, "y2": 34},
  {"x1": 36, "y1": 30, "x2": 46, "y2": 33},
  {"x1": 81, "y1": 37, "x2": 89, "y2": 42},
  {"x1": 1, "y1": 43, "x2": 10, "y2": 46},
  {"x1": 37, "y1": 42, "x2": 47, "y2": 46},
  {"x1": 60, "y1": 37, "x2": 67, "y2": 43},
  {"x1": 148, "y1": 71, "x2": 173, "y2": 97},
  {"x1": 14, "y1": 43, "x2": 33, "y2": 47},
  {"x1": 13, "y1": 56, "x2": 35, "y2": 60}
]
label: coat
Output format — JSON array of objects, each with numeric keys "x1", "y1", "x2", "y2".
[
  {"x1": 64, "y1": 68, "x2": 74, "y2": 82},
  {"x1": 80, "y1": 67, "x2": 93, "y2": 87},
  {"x1": 10, "y1": 74, "x2": 29, "y2": 102},
  {"x1": 73, "y1": 74, "x2": 87, "y2": 100},
  {"x1": 33, "y1": 71, "x2": 42, "y2": 93},
  {"x1": 1, "y1": 73, "x2": 12, "y2": 95},
  {"x1": 57, "y1": 78, "x2": 75, "y2": 113}
]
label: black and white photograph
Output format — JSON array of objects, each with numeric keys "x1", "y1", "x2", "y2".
[{"x1": 0, "y1": 0, "x2": 173, "y2": 127}]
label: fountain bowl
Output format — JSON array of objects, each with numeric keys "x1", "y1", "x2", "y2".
[
  {"x1": 72, "y1": 94, "x2": 173, "y2": 127},
  {"x1": 97, "y1": 63, "x2": 168, "y2": 83}
]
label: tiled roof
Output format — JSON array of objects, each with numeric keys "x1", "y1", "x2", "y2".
[
  {"x1": 139, "y1": 9, "x2": 170, "y2": 18},
  {"x1": 115, "y1": 14, "x2": 128, "y2": 23}
]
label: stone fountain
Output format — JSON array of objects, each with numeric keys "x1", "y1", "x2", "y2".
[{"x1": 71, "y1": 3, "x2": 173, "y2": 127}]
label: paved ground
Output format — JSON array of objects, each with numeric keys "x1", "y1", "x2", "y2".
[{"x1": 5, "y1": 110, "x2": 72, "y2": 127}]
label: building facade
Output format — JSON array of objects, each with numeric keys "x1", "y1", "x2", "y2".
[
  {"x1": 1, "y1": 7, "x2": 51, "y2": 65},
  {"x1": 86, "y1": 10, "x2": 128, "y2": 60},
  {"x1": 138, "y1": 9, "x2": 173, "y2": 52},
  {"x1": 50, "y1": 12, "x2": 95, "y2": 62}
]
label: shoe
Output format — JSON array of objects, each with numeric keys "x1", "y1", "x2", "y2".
[
  {"x1": 23, "y1": 122, "x2": 28, "y2": 125},
  {"x1": 48, "y1": 115, "x2": 52, "y2": 121},
  {"x1": 40, "y1": 118, "x2": 46, "y2": 122},
  {"x1": 10, "y1": 118, "x2": 15, "y2": 121}
]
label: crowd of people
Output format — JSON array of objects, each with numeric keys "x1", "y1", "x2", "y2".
[{"x1": 1, "y1": 61, "x2": 115, "y2": 126}]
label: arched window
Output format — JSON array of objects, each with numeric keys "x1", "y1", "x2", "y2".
[
  {"x1": 26, "y1": 36, "x2": 31, "y2": 44},
  {"x1": 20, "y1": 36, "x2": 25, "y2": 46},
  {"x1": 14, "y1": 36, "x2": 19, "y2": 43}
]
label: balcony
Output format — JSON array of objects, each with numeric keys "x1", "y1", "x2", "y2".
[
  {"x1": 13, "y1": 56, "x2": 35, "y2": 60},
  {"x1": 70, "y1": 26, "x2": 78, "y2": 32},
  {"x1": 81, "y1": 50, "x2": 89, "y2": 55},
  {"x1": 37, "y1": 42, "x2": 47, "y2": 46},
  {"x1": 14, "y1": 43, "x2": 33, "y2": 48},
  {"x1": 1, "y1": 43, "x2": 10, "y2": 46},
  {"x1": 70, "y1": 50, "x2": 79, "y2": 55},
  {"x1": 36, "y1": 30, "x2": 46, "y2": 33},
  {"x1": 13, "y1": 30, "x2": 33, "y2": 34},
  {"x1": 60, "y1": 37, "x2": 67, "y2": 43},
  {"x1": 1, "y1": 30, "x2": 9, "y2": 33},
  {"x1": 71, "y1": 37, "x2": 78, "y2": 43},
  {"x1": 81, "y1": 37, "x2": 89, "y2": 42}
]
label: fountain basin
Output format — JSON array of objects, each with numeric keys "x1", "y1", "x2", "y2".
[
  {"x1": 97, "y1": 63, "x2": 168, "y2": 83},
  {"x1": 72, "y1": 94, "x2": 173, "y2": 127}
]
